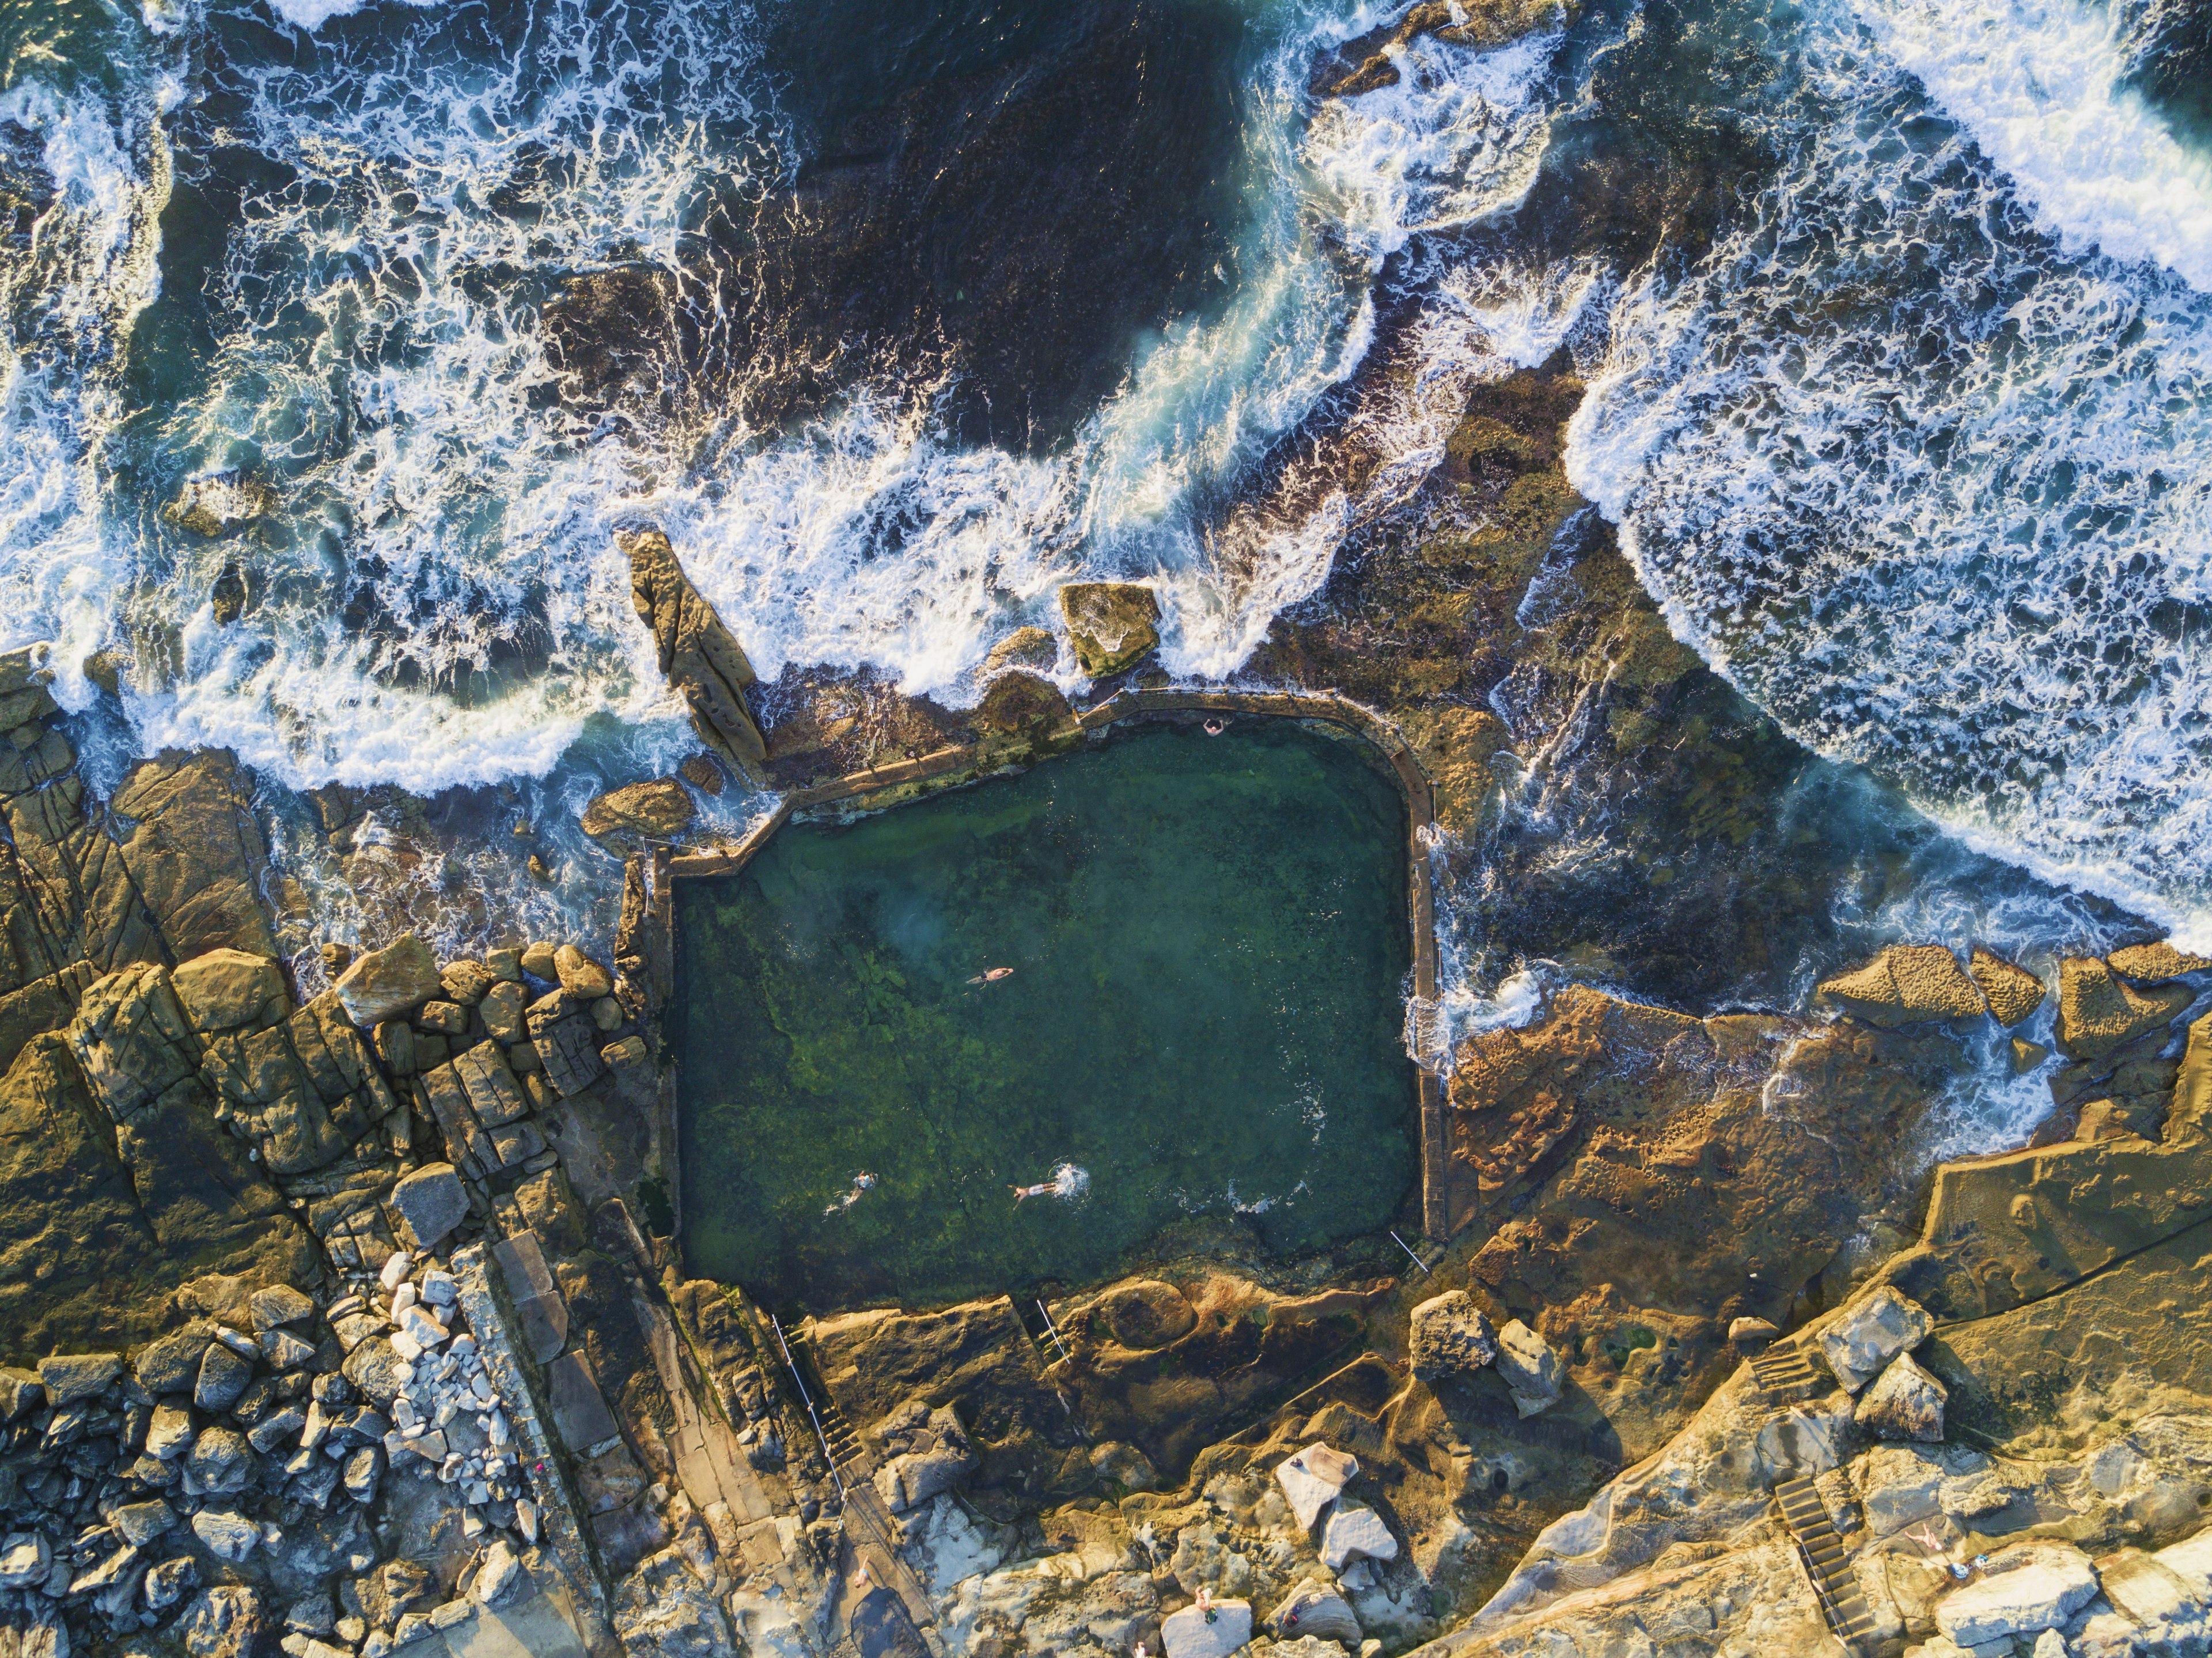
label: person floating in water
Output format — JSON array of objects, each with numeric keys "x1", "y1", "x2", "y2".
[
  {"x1": 967, "y1": 966, "x2": 1014, "y2": 985},
  {"x1": 1012, "y1": 1162, "x2": 1090, "y2": 1203},
  {"x1": 824, "y1": 1172, "x2": 878, "y2": 1216},
  {"x1": 1202, "y1": 717, "x2": 1226, "y2": 736}
]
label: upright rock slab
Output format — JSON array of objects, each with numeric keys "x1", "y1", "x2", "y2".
[
  {"x1": 622, "y1": 528, "x2": 766, "y2": 771},
  {"x1": 1496, "y1": 1319, "x2": 1563, "y2": 1416}
]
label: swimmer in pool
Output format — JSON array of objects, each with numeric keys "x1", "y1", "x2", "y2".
[
  {"x1": 824, "y1": 1172, "x2": 878, "y2": 1216},
  {"x1": 1203, "y1": 718, "x2": 1226, "y2": 736},
  {"x1": 1013, "y1": 1163, "x2": 1090, "y2": 1203},
  {"x1": 966, "y1": 966, "x2": 1014, "y2": 985}
]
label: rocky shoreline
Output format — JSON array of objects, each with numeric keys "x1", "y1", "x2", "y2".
[{"x1": 1, "y1": 350, "x2": 2208, "y2": 1658}]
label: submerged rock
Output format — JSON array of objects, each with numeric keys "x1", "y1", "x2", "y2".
[
  {"x1": 164, "y1": 472, "x2": 277, "y2": 539},
  {"x1": 1059, "y1": 583, "x2": 1161, "y2": 679},
  {"x1": 1310, "y1": 0, "x2": 1571, "y2": 97}
]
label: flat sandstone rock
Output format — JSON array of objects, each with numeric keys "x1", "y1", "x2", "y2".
[{"x1": 1817, "y1": 944, "x2": 1987, "y2": 1027}]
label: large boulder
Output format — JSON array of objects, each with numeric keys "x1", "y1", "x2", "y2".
[
  {"x1": 171, "y1": 949, "x2": 289, "y2": 1035},
  {"x1": 176, "y1": 1584, "x2": 266, "y2": 1657},
  {"x1": 2107, "y1": 941, "x2": 2211, "y2": 983},
  {"x1": 622, "y1": 528, "x2": 766, "y2": 770},
  {"x1": 332, "y1": 934, "x2": 441, "y2": 1027},
  {"x1": 1276, "y1": 1443, "x2": 1358, "y2": 1531},
  {"x1": 1855, "y1": 1352, "x2": 1946, "y2": 1443},
  {"x1": 1933, "y1": 1540, "x2": 2100, "y2": 1646},
  {"x1": 1968, "y1": 947, "x2": 2046, "y2": 1027},
  {"x1": 1271, "y1": 1581, "x2": 1361, "y2": 1645},
  {"x1": 1495, "y1": 1319, "x2": 1563, "y2": 1416},
  {"x1": 37, "y1": 1352, "x2": 120, "y2": 1403},
  {"x1": 1817, "y1": 944, "x2": 1987, "y2": 1027},
  {"x1": 1320, "y1": 1505, "x2": 1398, "y2": 1570},
  {"x1": 2056, "y1": 956, "x2": 2191, "y2": 1064},
  {"x1": 1160, "y1": 1598, "x2": 1251, "y2": 1658},
  {"x1": 1408, "y1": 1290, "x2": 1497, "y2": 1380},
  {"x1": 871, "y1": 1402, "x2": 978, "y2": 1513},
  {"x1": 1817, "y1": 1286, "x2": 1932, "y2": 1393},
  {"x1": 391, "y1": 1163, "x2": 469, "y2": 1251},
  {"x1": 1058, "y1": 582, "x2": 1160, "y2": 678},
  {"x1": 580, "y1": 779, "x2": 695, "y2": 853}
]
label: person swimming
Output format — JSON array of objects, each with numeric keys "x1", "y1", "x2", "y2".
[
  {"x1": 1012, "y1": 1163, "x2": 1090, "y2": 1203},
  {"x1": 966, "y1": 966, "x2": 1014, "y2": 985},
  {"x1": 1202, "y1": 718, "x2": 1226, "y2": 736},
  {"x1": 824, "y1": 1172, "x2": 878, "y2": 1216}
]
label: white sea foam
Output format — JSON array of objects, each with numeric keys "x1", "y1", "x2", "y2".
[
  {"x1": 7, "y1": 0, "x2": 1581, "y2": 796},
  {"x1": 0, "y1": 80, "x2": 169, "y2": 711},
  {"x1": 1851, "y1": 0, "x2": 2212, "y2": 291},
  {"x1": 1567, "y1": 0, "x2": 2212, "y2": 941},
  {"x1": 262, "y1": 0, "x2": 438, "y2": 29}
]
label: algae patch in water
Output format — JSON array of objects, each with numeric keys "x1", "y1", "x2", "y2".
[{"x1": 674, "y1": 720, "x2": 1417, "y2": 1311}]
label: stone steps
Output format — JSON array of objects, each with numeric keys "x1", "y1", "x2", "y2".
[
  {"x1": 1772, "y1": 1475, "x2": 1880, "y2": 1653},
  {"x1": 1749, "y1": 1343, "x2": 1828, "y2": 1400}
]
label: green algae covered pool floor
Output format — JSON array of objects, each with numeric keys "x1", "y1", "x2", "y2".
[{"x1": 673, "y1": 720, "x2": 1417, "y2": 1311}]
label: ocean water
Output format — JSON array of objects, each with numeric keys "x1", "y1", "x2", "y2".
[{"x1": 0, "y1": 0, "x2": 2203, "y2": 1011}]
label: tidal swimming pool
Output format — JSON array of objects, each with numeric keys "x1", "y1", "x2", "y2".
[{"x1": 673, "y1": 719, "x2": 1417, "y2": 1311}]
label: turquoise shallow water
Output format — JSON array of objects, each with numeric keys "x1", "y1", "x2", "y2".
[{"x1": 673, "y1": 719, "x2": 1416, "y2": 1311}]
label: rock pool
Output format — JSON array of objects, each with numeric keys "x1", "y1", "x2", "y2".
[{"x1": 673, "y1": 718, "x2": 1418, "y2": 1311}]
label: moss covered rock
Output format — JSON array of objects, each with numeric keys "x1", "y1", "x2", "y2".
[{"x1": 1059, "y1": 583, "x2": 1161, "y2": 679}]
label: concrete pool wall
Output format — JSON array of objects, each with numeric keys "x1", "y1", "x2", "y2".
[{"x1": 631, "y1": 683, "x2": 1451, "y2": 1282}]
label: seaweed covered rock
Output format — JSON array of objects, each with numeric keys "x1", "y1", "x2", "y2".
[
  {"x1": 580, "y1": 778, "x2": 696, "y2": 853},
  {"x1": 1059, "y1": 583, "x2": 1160, "y2": 679}
]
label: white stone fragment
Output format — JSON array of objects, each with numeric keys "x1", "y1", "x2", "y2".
[
  {"x1": 1320, "y1": 1506, "x2": 1399, "y2": 1570},
  {"x1": 1934, "y1": 1540, "x2": 2099, "y2": 1646},
  {"x1": 381, "y1": 1251, "x2": 413, "y2": 1293}
]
